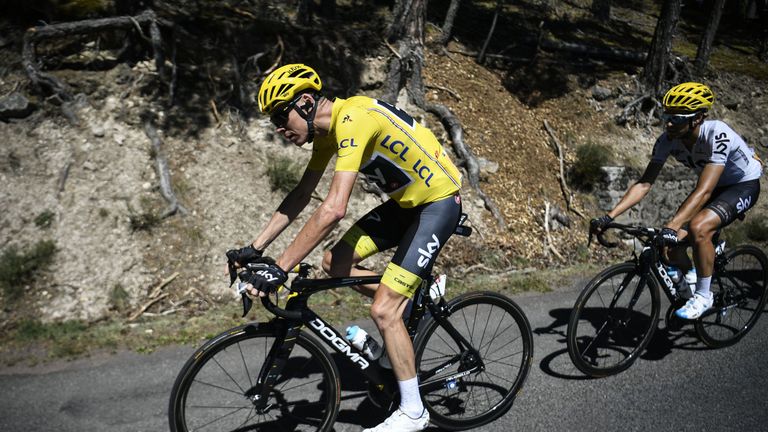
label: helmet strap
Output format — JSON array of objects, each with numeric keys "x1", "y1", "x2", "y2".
[{"x1": 294, "y1": 93, "x2": 323, "y2": 143}]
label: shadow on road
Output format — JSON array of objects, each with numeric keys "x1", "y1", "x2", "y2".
[
  {"x1": 533, "y1": 307, "x2": 710, "y2": 380},
  {"x1": 328, "y1": 351, "x2": 445, "y2": 431}
]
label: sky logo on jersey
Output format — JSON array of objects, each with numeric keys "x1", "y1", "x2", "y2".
[
  {"x1": 417, "y1": 234, "x2": 440, "y2": 268},
  {"x1": 714, "y1": 132, "x2": 729, "y2": 157}
]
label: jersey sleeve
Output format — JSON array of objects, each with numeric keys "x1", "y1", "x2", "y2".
[
  {"x1": 333, "y1": 106, "x2": 379, "y2": 172},
  {"x1": 650, "y1": 135, "x2": 671, "y2": 164}
]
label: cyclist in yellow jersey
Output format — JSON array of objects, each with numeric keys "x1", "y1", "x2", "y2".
[{"x1": 228, "y1": 63, "x2": 463, "y2": 432}]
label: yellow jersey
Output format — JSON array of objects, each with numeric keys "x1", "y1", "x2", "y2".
[{"x1": 308, "y1": 96, "x2": 462, "y2": 208}]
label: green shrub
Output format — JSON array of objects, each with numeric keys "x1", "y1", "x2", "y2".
[
  {"x1": 266, "y1": 155, "x2": 302, "y2": 193},
  {"x1": 129, "y1": 212, "x2": 161, "y2": 232},
  {"x1": 34, "y1": 210, "x2": 55, "y2": 228},
  {"x1": 109, "y1": 283, "x2": 130, "y2": 312},
  {"x1": 570, "y1": 142, "x2": 612, "y2": 191},
  {"x1": 0, "y1": 240, "x2": 57, "y2": 301}
]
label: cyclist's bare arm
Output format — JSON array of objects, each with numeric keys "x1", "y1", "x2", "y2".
[
  {"x1": 665, "y1": 163, "x2": 724, "y2": 231},
  {"x1": 608, "y1": 161, "x2": 663, "y2": 219},
  {"x1": 251, "y1": 167, "x2": 325, "y2": 250},
  {"x1": 276, "y1": 170, "x2": 358, "y2": 271}
]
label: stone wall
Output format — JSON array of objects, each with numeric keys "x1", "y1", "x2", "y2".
[{"x1": 596, "y1": 165, "x2": 698, "y2": 227}]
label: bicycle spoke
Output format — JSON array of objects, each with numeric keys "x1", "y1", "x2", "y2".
[
  {"x1": 192, "y1": 378, "x2": 246, "y2": 397},
  {"x1": 188, "y1": 405, "x2": 251, "y2": 431},
  {"x1": 212, "y1": 355, "x2": 247, "y2": 394}
]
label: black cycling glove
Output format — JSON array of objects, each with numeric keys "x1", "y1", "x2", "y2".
[
  {"x1": 226, "y1": 244, "x2": 263, "y2": 267},
  {"x1": 246, "y1": 263, "x2": 288, "y2": 294},
  {"x1": 589, "y1": 214, "x2": 613, "y2": 234},
  {"x1": 659, "y1": 227, "x2": 679, "y2": 246}
]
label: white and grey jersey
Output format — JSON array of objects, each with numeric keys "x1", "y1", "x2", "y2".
[{"x1": 651, "y1": 120, "x2": 763, "y2": 186}]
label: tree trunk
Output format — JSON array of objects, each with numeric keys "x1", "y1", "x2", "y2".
[
  {"x1": 439, "y1": 0, "x2": 461, "y2": 45},
  {"x1": 477, "y1": 0, "x2": 503, "y2": 64},
  {"x1": 297, "y1": 0, "x2": 312, "y2": 26},
  {"x1": 641, "y1": 0, "x2": 681, "y2": 96},
  {"x1": 320, "y1": 0, "x2": 336, "y2": 18},
  {"x1": 384, "y1": 0, "x2": 426, "y2": 104},
  {"x1": 384, "y1": 0, "x2": 505, "y2": 228},
  {"x1": 694, "y1": 0, "x2": 726, "y2": 75},
  {"x1": 591, "y1": 0, "x2": 611, "y2": 22},
  {"x1": 758, "y1": 0, "x2": 768, "y2": 62}
]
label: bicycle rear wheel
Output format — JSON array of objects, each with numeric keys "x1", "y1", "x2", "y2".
[
  {"x1": 413, "y1": 292, "x2": 533, "y2": 431},
  {"x1": 695, "y1": 245, "x2": 768, "y2": 348},
  {"x1": 169, "y1": 323, "x2": 340, "y2": 432},
  {"x1": 567, "y1": 262, "x2": 660, "y2": 377}
]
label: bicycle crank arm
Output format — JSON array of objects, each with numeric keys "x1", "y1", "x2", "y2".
[{"x1": 419, "y1": 366, "x2": 482, "y2": 393}]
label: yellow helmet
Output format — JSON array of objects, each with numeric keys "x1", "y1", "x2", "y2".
[
  {"x1": 662, "y1": 82, "x2": 714, "y2": 113},
  {"x1": 257, "y1": 63, "x2": 322, "y2": 114}
]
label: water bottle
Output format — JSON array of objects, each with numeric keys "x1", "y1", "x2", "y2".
[
  {"x1": 666, "y1": 266, "x2": 681, "y2": 284},
  {"x1": 345, "y1": 326, "x2": 383, "y2": 361},
  {"x1": 666, "y1": 266, "x2": 681, "y2": 296}
]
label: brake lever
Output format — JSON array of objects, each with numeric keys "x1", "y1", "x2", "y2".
[
  {"x1": 235, "y1": 281, "x2": 254, "y2": 317},
  {"x1": 228, "y1": 261, "x2": 238, "y2": 287}
]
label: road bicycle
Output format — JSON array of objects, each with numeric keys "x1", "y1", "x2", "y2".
[
  {"x1": 169, "y1": 216, "x2": 533, "y2": 431},
  {"x1": 567, "y1": 222, "x2": 767, "y2": 378}
]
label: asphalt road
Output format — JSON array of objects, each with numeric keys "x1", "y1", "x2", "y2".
[{"x1": 1, "y1": 285, "x2": 767, "y2": 432}]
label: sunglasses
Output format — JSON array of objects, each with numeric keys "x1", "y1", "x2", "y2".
[
  {"x1": 662, "y1": 112, "x2": 698, "y2": 125},
  {"x1": 270, "y1": 95, "x2": 303, "y2": 128}
]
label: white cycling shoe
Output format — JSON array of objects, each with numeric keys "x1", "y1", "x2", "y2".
[
  {"x1": 675, "y1": 292, "x2": 714, "y2": 320},
  {"x1": 362, "y1": 408, "x2": 429, "y2": 432}
]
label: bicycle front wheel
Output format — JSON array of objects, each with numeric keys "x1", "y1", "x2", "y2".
[
  {"x1": 169, "y1": 323, "x2": 340, "y2": 432},
  {"x1": 695, "y1": 245, "x2": 768, "y2": 348},
  {"x1": 567, "y1": 262, "x2": 660, "y2": 377},
  {"x1": 413, "y1": 291, "x2": 533, "y2": 431}
]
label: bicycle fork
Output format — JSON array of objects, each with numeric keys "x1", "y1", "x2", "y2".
[{"x1": 248, "y1": 320, "x2": 303, "y2": 412}]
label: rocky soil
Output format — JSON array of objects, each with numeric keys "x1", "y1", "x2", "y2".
[{"x1": 0, "y1": 1, "x2": 766, "y2": 325}]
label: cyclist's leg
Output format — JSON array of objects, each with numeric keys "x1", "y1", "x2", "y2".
[
  {"x1": 369, "y1": 194, "x2": 461, "y2": 426},
  {"x1": 679, "y1": 180, "x2": 760, "y2": 318},
  {"x1": 322, "y1": 199, "x2": 405, "y2": 297},
  {"x1": 694, "y1": 179, "x2": 761, "y2": 278}
]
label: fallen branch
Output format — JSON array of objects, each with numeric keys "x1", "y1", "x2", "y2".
[
  {"x1": 542, "y1": 120, "x2": 586, "y2": 219},
  {"x1": 22, "y1": 10, "x2": 171, "y2": 107},
  {"x1": 127, "y1": 292, "x2": 169, "y2": 322},
  {"x1": 459, "y1": 263, "x2": 536, "y2": 277},
  {"x1": 426, "y1": 103, "x2": 506, "y2": 229},
  {"x1": 143, "y1": 117, "x2": 189, "y2": 217},
  {"x1": 57, "y1": 159, "x2": 73, "y2": 197},
  {"x1": 426, "y1": 84, "x2": 461, "y2": 101},
  {"x1": 148, "y1": 272, "x2": 179, "y2": 299},
  {"x1": 544, "y1": 201, "x2": 565, "y2": 262}
]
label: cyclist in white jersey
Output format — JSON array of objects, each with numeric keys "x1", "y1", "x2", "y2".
[{"x1": 590, "y1": 82, "x2": 763, "y2": 319}]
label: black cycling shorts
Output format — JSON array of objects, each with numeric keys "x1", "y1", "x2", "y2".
[
  {"x1": 705, "y1": 179, "x2": 761, "y2": 227},
  {"x1": 340, "y1": 194, "x2": 462, "y2": 297}
]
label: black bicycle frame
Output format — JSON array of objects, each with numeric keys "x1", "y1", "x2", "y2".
[{"x1": 249, "y1": 272, "x2": 482, "y2": 409}]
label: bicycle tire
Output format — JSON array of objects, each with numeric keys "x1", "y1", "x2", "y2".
[
  {"x1": 567, "y1": 262, "x2": 660, "y2": 377},
  {"x1": 413, "y1": 291, "x2": 533, "y2": 431},
  {"x1": 169, "y1": 322, "x2": 340, "y2": 432},
  {"x1": 695, "y1": 245, "x2": 768, "y2": 348}
]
